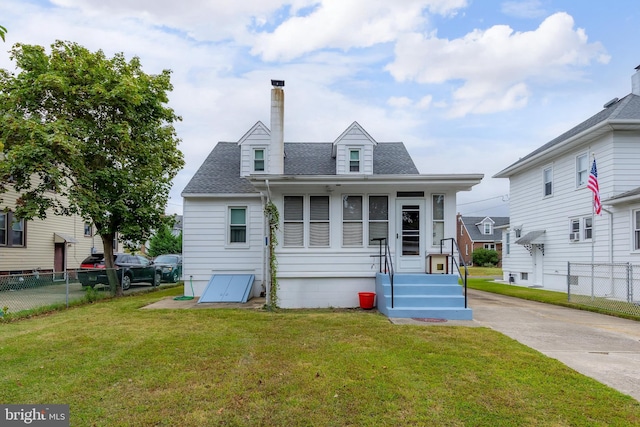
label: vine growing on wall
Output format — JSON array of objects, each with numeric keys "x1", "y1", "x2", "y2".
[{"x1": 264, "y1": 201, "x2": 280, "y2": 310}]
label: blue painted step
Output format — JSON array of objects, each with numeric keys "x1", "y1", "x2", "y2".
[{"x1": 375, "y1": 273, "x2": 472, "y2": 320}]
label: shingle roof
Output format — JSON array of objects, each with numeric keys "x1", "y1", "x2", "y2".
[
  {"x1": 496, "y1": 94, "x2": 640, "y2": 175},
  {"x1": 182, "y1": 141, "x2": 420, "y2": 195},
  {"x1": 461, "y1": 216, "x2": 510, "y2": 242}
]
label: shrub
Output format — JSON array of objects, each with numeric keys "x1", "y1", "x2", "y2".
[{"x1": 472, "y1": 248, "x2": 499, "y2": 267}]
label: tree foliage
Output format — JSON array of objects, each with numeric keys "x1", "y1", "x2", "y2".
[
  {"x1": 472, "y1": 248, "x2": 500, "y2": 267},
  {"x1": 0, "y1": 25, "x2": 6, "y2": 42},
  {"x1": 148, "y1": 222, "x2": 182, "y2": 257},
  {"x1": 0, "y1": 41, "x2": 184, "y2": 294}
]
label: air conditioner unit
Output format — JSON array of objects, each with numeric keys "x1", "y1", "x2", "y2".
[{"x1": 569, "y1": 232, "x2": 580, "y2": 241}]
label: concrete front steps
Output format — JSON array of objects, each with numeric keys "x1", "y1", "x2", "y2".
[{"x1": 375, "y1": 273, "x2": 472, "y2": 320}]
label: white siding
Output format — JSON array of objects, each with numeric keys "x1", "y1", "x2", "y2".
[
  {"x1": 182, "y1": 196, "x2": 265, "y2": 297},
  {"x1": 239, "y1": 123, "x2": 271, "y2": 177},
  {"x1": 503, "y1": 128, "x2": 640, "y2": 291}
]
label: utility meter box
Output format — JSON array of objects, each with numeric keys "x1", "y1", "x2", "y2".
[{"x1": 426, "y1": 253, "x2": 449, "y2": 274}]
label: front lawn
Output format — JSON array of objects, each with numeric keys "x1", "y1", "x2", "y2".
[{"x1": 1, "y1": 286, "x2": 638, "y2": 426}]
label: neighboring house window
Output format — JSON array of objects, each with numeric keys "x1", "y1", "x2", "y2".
[
  {"x1": 349, "y1": 149, "x2": 360, "y2": 172},
  {"x1": 583, "y1": 217, "x2": 593, "y2": 240},
  {"x1": 0, "y1": 212, "x2": 6, "y2": 245},
  {"x1": 570, "y1": 218, "x2": 580, "y2": 241},
  {"x1": 229, "y1": 207, "x2": 247, "y2": 244},
  {"x1": 0, "y1": 211, "x2": 26, "y2": 247},
  {"x1": 284, "y1": 196, "x2": 304, "y2": 247},
  {"x1": 465, "y1": 244, "x2": 468, "y2": 256},
  {"x1": 543, "y1": 167, "x2": 553, "y2": 197},
  {"x1": 484, "y1": 243, "x2": 495, "y2": 250},
  {"x1": 343, "y1": 195, "x2": 363, "y2": 246},
  {"x1": 309, "y1": 196, "x2": 330, "y2": 247},
  {"x1": 253, "y1": 148, "x2": 265, "y2": 172},
  {"x1": 84, "y1": 223, "x2": 92, "y2": 237},
  {"x1": 368, "y1": 196, "x2": 388, "y2": 245},
  {"x1": 506, "y1": 232, "x2": 510, "y2": 255},
  {"x1": 432, "y1": 194, "x2": 445, "y2": 246},
  {"x1": 483, "y1": 223, "x2": 492, "y2": 234},
  {"x1": 576, "y1": 154, "x2": 588, "y2": 187},
  {"x1": 634, "y1": 210, "x2": 640, "y2": 251}
]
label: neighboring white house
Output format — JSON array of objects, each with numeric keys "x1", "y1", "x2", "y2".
[
  {"x1": 494, "y1": 66, "x2": 640, "y2": 291},
  {"x1": 181, "y1": 80, "x2": 483, "y2": 308}
]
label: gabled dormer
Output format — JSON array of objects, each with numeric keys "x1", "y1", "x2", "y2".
[
  {"x1": 239, "y1": 121, "x2": 271, "y2": 177},
  {"x1": 477, "y1": 216, "x2": 496, "y2": 235},
  {"x1": 332, "y1": 122, "x2": 377, "y2": 175}
]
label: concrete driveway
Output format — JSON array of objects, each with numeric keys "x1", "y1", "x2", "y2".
[{"x1": 468, "y1": 288, "x2": 640, "y2": 402}]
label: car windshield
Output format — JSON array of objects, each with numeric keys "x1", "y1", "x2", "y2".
[{"x1": 155, "y1": 255, "x2": 178, "y2": 264}]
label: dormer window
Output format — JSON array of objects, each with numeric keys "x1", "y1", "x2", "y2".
[
  {"x1": 349, "y1": 149, "x2": 360, "y2": 172},
  {"x1": 483, "y1": 223, "x2": 492, "y2": 235},
  {"x1": 253, "y1": 148, "x2": 265, "y2": 172}
]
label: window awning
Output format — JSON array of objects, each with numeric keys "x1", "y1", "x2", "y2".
[
  {"x1": 515, "y1": 230, "x2": 545, "y2": 245},
  {"x1": 54, "y1": 233, "x2": 78, "y2": 244}
]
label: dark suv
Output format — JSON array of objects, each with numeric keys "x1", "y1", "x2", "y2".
[{"x1": 78, "y1": 253, "x2": 161, "y2": 290}]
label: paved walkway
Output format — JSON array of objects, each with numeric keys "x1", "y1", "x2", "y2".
[{"x1": 467, "y1": 289, "x2": 640, "y2": 401}]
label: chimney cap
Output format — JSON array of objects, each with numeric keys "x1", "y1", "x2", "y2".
[{"x1": 271, "y1": 79, "x2": 285, "y2": 87}]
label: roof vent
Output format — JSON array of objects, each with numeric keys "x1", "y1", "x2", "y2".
[{"x1": 603, "y1": 98, "x2": 618, "y2": 108}]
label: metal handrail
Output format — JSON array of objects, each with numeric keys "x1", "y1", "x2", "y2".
[
  {"x1": 440, "y1": 238, "x2": 468, "y2": 308},
  {"x1": 372, "y1": 237, "x2": 395, "y2": 308}
]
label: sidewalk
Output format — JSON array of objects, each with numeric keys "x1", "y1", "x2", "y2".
[{"x1": 468, "y1": 289, "x2": 640, "y2": 401}]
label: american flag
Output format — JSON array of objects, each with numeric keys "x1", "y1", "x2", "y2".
[{"x1": 587, "y1": 158, "x2": 601, "y2": 215}]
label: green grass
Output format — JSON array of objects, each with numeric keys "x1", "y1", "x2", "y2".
[
  {"x1": 1, "y1": 286, "x2": 639, "y2": 426},
  {"x1": 466, "y1": 266, "x2": 502, "y2": 277},
  {"x1": 467, "y1": 278, "x2": 640, "y2": 321}
]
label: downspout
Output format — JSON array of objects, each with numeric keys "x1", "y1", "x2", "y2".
[
  {"x1": 265, "y1": 179, "x2": 273, "y2": 307},
  {"x1": 260, "y1": 191, "x2": 267, "y2": 299}
]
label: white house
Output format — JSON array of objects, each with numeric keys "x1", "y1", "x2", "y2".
[
  {"x1": 494, "y1": 66, "x2": 640, "y2": 291},
  {"x1": 181, "y1": 80, "x2": 483, "y2": 309}
]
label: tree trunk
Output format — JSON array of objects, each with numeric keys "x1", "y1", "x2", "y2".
[{"x1": 101, "y1": 234, "x2": 122, "y2": 296}]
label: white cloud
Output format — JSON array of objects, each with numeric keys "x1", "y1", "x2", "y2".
[
  {"x1": 388, "y1": 96, "x2": 413, "y2": 108},
  {"x1": 386, "y1": 12, "x2": 610, "y2": 116},
  {"x1": 250, "y1": 0, "x2": 468, "y2": 61}
]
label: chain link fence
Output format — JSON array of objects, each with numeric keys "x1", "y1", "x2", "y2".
[
  {"x1": 568, "y1": 262, "x2": 640, "y2": 317},
  {"x1": 0, "y1": 268, "x2": 161, "y2": 320}
]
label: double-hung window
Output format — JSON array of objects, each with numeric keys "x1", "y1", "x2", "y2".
[
  {"x1": 368, "y1": 196, "x2": 388, "y2": 245},
  {"x1": 309, "y1": 196, "x2": 330, "y2": 247},
  {"x1": 483, "y1": 223, "x2": 492, "y2": 234},
  {"x1": 505, "y1": 232, "x2": 510, "y2": 255},
  {"x1": 583, "y1": 217, "x2": 593, "y2": 240},
  {"x1": 0, "y1": 211, "x2": 26, "y2": 247},
  {"x1": 284, "y1": 196, "x2": 304, "y2": 247},
  {"x1": 570, "y1": 219, "x2": 580, "y2": 241},
  {"x1": 349, "y1": 150, "x2": 360, "y2": 172},
  {"x1": 543, "y1": 167, "x2": 553, "y2": 197},
  {"x1": 253, "y1": 148, "x2": 265, "y2": 172},
  {"x1": 229, "y1": 207, "x2": 247, "y2": 244},
  {"x1": 84, "y1": 222, "x2": 93, "y2": 237},
  {"x1": 634, "y1": 210, "x2": 640, "y2": 251},
  {"x1": 576, "y1": 154, "x2": 588, "y2": 187},
  {"x1": 343, "y1": 195, "x2": 363, "y2": 246},
  {"x1": 432, "y1": 194, "x2": 445, "y2": 246}
]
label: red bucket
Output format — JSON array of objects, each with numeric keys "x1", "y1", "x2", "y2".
[{"x1": 358, "y1": 292, "x2": 376, "y2": 310}]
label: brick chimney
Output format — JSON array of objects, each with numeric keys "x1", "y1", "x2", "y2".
[
  {"x1": 633, "y1": 65, "x2": 640, "y2": 96},
  {"x1": 270, "y1": 80, "x2": 285, "y2": 174}
]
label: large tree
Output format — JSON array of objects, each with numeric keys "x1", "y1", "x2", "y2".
[{"x1": 0, "y1": 41, "x2": 184, "y2": 295}]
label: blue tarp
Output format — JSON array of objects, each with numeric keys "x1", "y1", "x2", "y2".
[{"x1": 199, "y1": 274, "x2": 254, "y2": 303}]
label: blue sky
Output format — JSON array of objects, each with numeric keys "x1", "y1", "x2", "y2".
[{"x1": 1, "y1": 0, "x2": 638, "y2": 217}]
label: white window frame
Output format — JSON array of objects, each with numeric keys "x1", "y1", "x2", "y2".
[
  {"x1": 309, "y1": 195, "x2": 330, "y2": 247},
  {"x1": 432, "y1": 194, "x2": 445, "y2": 246},
  {"x1": 543, "y1": 166, "x2": 553, "y2": 197},
  {"x1": 484, "y1": 243, "x2": 496, "y2": 250},
  {"x1": 228, "y1": 206, "x2": 248, "y2": 245},
  {"x1": 570, "y1": 218, "x2": 580, "y2": 242},
  {"x1": 633, "y1": 209, "x2": 640, "y2": 251},
  {"x1": 506, "y1": 232, "x2": 510, "y2": 255},
  {"x1": 576, "y1": 153, "x2": 588, "y2": 188},
  {"x1": 1, "y1": 212, "x2": 26, "y2": 247},
  {"x1": 368, "y1": 195, "x2": 389, "y2": 246},
  {"x1": 0, "y1": 212, "x2": 6, "y2": 246},
  {"x1": 342, "y1": 195, "x2": 363, "y2": 247},
  {"x1": 84, "y1": 222, "x2": 93, "y2": 237},
  {"x1": 583, "y1": 216, "x2": 593, "y2": 241},
  {"x1": 349, "y1": 149, "x2": 361, "y2": 173},
  {"x1": 483, "y1": 222, "x2": 492, "y2": 235},
  {"x1": 253, "y1": 148, "x2": 266, "y2": 173},
  {"x1": 284, "y1": 196, "x2": 304, "y2": 247}
]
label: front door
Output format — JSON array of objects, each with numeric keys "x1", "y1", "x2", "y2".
[{"x1": 396, "y1": 200, "x2": 425, "y2": 272}]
